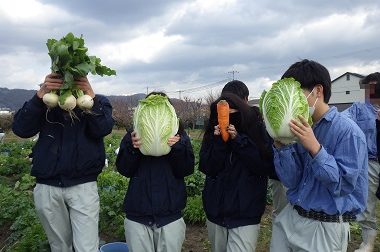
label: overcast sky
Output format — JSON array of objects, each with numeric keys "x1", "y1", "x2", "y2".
[{"x1": 1, "y1": 0, "x2": 379, "y2": 100}]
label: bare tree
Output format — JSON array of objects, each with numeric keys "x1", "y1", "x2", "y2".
[{"x1": 110, "y1": 97, "x2": 134, "y2": 129}]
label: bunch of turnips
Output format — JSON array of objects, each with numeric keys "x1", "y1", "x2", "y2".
[{"x1": 42, "y1": 32, "x2": 116, "y2": 112}]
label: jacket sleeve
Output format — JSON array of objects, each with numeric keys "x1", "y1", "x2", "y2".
[
  {"x1": 168, "y1": 132, "x2": 195, "y2": 178},
  {"x1": 231, "y1": 133, "x2": 276, "y2": 177},
  {"x1": 12, "y1": 95, "x2": 47, "y2": 138},
  {"x1": 84, "y1": 95, "x2": 114, "y2": 138},
  {"x1": 199, "y1": 134, "x2": 228, "y2": 176},
  {"x1": 116, "y1": 132, "x2": 142, "y2": 177}
]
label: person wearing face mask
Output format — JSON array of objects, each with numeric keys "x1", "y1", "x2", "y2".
[
  {"x1": 199, "y1": 92, "x2": 276, "y2": 252},
  {"x1": 341, "y1": 72, "x2": 380, "y2": 252},
  {"x1": 269, "y1": 59, "x2": 368, "y2": 252}
]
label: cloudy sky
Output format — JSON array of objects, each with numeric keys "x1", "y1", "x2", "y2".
[{"x1": 1, "y1": 0, "x2": 380, "y2": 100}]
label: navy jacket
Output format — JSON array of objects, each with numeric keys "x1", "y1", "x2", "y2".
[
  {"x1": 12, "y1": 94, "x2": 114, "y2": 187},
  {"x1": 199, "y1": 133, "x2": 275, "y2": 228},
  {"x1": 116, "y1": 131, "x2": 194, "y2": 228}
]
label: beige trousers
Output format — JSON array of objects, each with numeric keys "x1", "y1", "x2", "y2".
[
  {"x1": 270, "y1": 204, "x2": 350, "y2": 252},
  {"x1": 206, "y1": 219, "x2": 260, "y2": 252},
  {"x1": 33, "y1": 182, "x2": 100, "y2": 252},
  {"x1": 124, "y1": 217, "x2": 186, "y2": 252}
]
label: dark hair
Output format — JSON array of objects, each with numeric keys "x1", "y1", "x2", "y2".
[
  {"x1": 222, "y1": 80, "x2": 249, "y2": 100},
  {"x1": 203, "y1": 92, "x2": 272, "y2": 159},
  {"x1": 360, "y1": 72, "x2": 380, "y2": 85},
  {"x1": 281, "y1": 59, "x2": 331, "y2": 103},
  {"x1": 145, "y1": 91, "x2": 185, "y2": 134}
]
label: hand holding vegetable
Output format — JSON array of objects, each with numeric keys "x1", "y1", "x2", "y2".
[
  {"x1": 38, "y1": 73, "x2": 63, "y2": 98},
  {"x1": 167, "y1": 134, "x2": 180, "y2": 147},
  {"x1": 213, "y1": 125, "x2": 221, "y2": 136},
  {"x1": 227, "y1": 124, "x2": 238, "y2": 140},
  {"x1": 131, "y1": 131, "x2": 142, "y2": 149},
  {"x1": 289, "y1": 115, "x2": 321, "y2": 157},
  {"x1": 75, "y1": 77, "x2": 95, "y2": 98}
]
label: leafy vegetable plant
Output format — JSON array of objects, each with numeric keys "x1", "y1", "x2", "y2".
[
  {"x1": 133, "y1": 94, "x2": 179, "y2": 156},
  {"x1": 259, "y1": 78, "x2": 310, "y2": 144},
  {"x1": 44, "y1": 32, "x2": 116, "y2": 112}
]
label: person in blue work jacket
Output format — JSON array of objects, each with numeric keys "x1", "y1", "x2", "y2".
[
  {"x1": 200, "y1": 91, "x2": 276, "y2": 252},
  {"x1": 269, "y1": 59, "x2": 368, "y2": 252},
  {"x1": 116, "y1": 92, "x2": 194, "y2": 252},
  {"x1": 341, "y1": 72, "x2": 380, "y2": 252},
  {"x1": 12, "y1": 73, "x2": 114, "y2": 252}
]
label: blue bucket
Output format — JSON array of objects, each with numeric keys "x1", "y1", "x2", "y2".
[{"x1": 100, "y1": 242, "x2": 129, "y2": 252}]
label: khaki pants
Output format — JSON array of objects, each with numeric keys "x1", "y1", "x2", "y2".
[
  {"x1": 270, "y1": 204, "x2": 349, "y2": 252},
  {"x1": 33, "y1": 182, "x2": 100, "y2": 252},
  {"x1": 124, "y1": 217, "x2": 186, "y2": 252},
  {"x1": 206, "y1": 219, "x2": 260, "y2": 252},
  {"x1": 357, "y1": 159, "x2": 379, "y2": 244}
]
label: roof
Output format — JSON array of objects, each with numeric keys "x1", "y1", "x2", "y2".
[{"x1": 332, "y1": 72, "x2": 365, "y2": 83}]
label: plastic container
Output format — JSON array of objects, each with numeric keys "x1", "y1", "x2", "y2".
[{"x1": 99, "y1": 242, "x2": 129, "y2": 252}]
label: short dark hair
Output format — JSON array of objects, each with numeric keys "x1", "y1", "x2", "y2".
[
  {"x1": 222, "y1": 80, "x2": 249, "y2": 100},
  {"x1": 360, "y1": 72, "x2": 380, "y2": 85},
  {"x1": 281, "y1": 59, "x2": 331, "y2": 103}
]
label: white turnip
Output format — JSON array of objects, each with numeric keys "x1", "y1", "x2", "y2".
[
  {"x1": 76, "y1": 94, "x2": 94, "y2": 110},
  {"x1": 58, "y1": 94, "x2": 77, "y2": 111},
  {"x1": 42, "y1": 92, "x2": 59, "y2": 108}
]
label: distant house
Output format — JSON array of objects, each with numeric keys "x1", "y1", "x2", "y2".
[{"x1": 329, "y1": 72, "x2": 365, "y2": 111}]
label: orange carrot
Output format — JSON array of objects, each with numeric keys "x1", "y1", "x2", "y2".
[{"x1": 217, "y1": 100, "x2": 230, "y2": 142}]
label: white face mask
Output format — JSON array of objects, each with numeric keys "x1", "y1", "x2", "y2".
[{"x1": 306, "y1": 88, "x2": 318, "y2": 116}]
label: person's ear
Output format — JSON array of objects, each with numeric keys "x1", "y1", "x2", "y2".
[{"x1": 315, "y1": 84, "x2": 323, "y2": 98}]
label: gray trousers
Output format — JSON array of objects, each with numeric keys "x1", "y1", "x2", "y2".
[
  {"x1": 357, "y1": 159, "x2": 379, "y2": 244},
  {"x1": 206, "y1": 219, "x2": 260, "y2": 252},
  {"x1": 33, "y1": 182, "x2": 100, "y2": 252},
  {"x1": 124, "y1": 217, "x2": 186, "y2": 252},
  {"x1": 270, "y1": 204, "x2": 349, "y2": 252}
]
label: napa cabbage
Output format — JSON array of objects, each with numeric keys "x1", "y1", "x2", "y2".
[
  {"x1": 133, "y1": 94, "x2": 179, "y2": 156},
  {"x1": 259, "y1": 78, "x2": 310, "y2": 144}
]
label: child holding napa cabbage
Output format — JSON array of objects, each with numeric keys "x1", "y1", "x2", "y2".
[
  {"x1": 116, "y1": 92, "x2": 194, "y2": 252},
  {"x1": 264, "y1": 59, "x2": 368, "y2": 252}
]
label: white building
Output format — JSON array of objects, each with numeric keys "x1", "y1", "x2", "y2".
[
  {"x1": 329, "y1": 72, "x2": 365, "y2": 111},
  {"x1": 0, "y1": 108, "x2": 12, "y2": 114}
]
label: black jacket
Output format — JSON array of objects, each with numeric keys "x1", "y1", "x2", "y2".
[
  {"x1": 199, "y1": 133, "x2": 275, "y2": 228},
  {"x1": 12, "y1": 94, "x2": 114, "y2": 187},
  {"x1": 116, "y1": 131, "x2": 194, "y2": 227}
]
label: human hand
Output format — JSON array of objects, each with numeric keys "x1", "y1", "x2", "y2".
[
  {"x1": 289, "y1": 115, "x2": 321, "y2": 157},
  {"x1": 168, "y1": 134, "x2": 180, "y2": 147},
  {"x1": 227, "y1": 124, "x2": 238, "y2": 140},
  {"x1": 131, "y1": 131, "x2": 142, "y2": 149},
  {"x1": 214, "y1": 125, "x2": 221, "y2": 136},
  {"x1": 75, "y1": 76, "x2": 95, "y2": 98},
  {"x1": 37, "y1": 73, "x2": 63, "y2": 98}
]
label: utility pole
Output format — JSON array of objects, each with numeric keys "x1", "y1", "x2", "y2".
[
  {"x1": 228, "y1": 70, "x2": 239, "y2": 80},
  {"x1": 146, "y1": 86, "x2": 149, "y2": 95},
  {"x1": 178, "y1": 90, "x2": 182, "y2": 100}
]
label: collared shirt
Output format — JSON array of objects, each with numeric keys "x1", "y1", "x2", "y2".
[
  {"x1": 274, "y1": 107, "x2": 368, "y2": 215},
  {"x1": 341, "y1": 102, "x2": 377, "y2": 159}
]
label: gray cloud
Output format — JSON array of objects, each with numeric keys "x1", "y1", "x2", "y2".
[{"x1": 1, "y1": 0, "x2": 380, "y2": 99}]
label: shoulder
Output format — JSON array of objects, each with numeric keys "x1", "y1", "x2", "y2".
[{"x1": 333, "y1": 111, "x2": 366, "y2": 142}]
